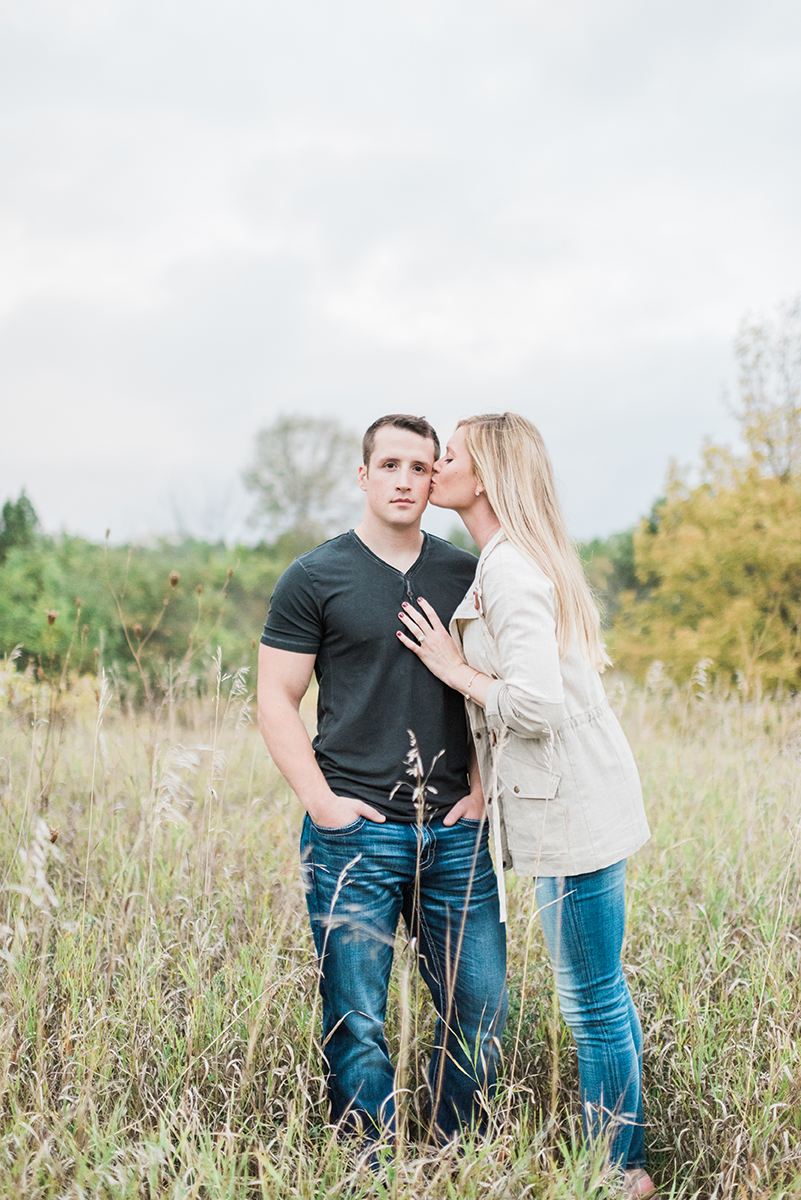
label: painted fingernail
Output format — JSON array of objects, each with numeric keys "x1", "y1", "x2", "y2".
[
  {"x1": 417, "y1": 597, "x2": 423, "y2": 603},
  {"x1": 402, "y1": 602, "x2": 409, "y2": 609}
]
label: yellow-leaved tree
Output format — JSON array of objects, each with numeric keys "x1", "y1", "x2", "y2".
[{"x1": 614, "y1": 298, "x2": 801, "y2": 690}]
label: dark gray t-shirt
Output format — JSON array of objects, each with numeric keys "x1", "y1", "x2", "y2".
[{"x1": 261, "y1": 530, "x2": 478, "y2": 822}]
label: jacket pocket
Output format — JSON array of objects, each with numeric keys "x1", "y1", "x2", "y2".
[
  {"x1": 496, "y1": 741, "x2": 561, "y2": 800},
  {"x1": 500, "y1": 792, "x2": 567, "y2": 868}
]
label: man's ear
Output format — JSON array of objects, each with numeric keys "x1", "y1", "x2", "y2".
[{"x1": 357, "y1": 463, "x2": 368, "y2": 493}]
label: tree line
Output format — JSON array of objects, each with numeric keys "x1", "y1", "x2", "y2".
[
  {"x1": 0, "y1": 511, "x2": 293, "y2": 701},
  {"x1": 0, "y1": 418, "x2": 364, "y2": 700},
  {"x1": 611, "y1": 297, "x2": 801, "y2": 691},
  {"x1": 1, "y1": 298, "x2": 799, "y2": 695}
]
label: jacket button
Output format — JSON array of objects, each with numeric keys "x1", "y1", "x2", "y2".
[
  {"x1": 513, "y1": 785, "x2": 520, "y2": 794},
  {"x1": 475, "y1": 731, "x2": 482, "y2": 740}
]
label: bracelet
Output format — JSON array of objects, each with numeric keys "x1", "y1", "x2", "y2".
[{"x1": 462, "y1": 669, "x2": 481, "y2": 699}]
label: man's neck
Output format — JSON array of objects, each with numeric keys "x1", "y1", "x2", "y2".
[{"x1": 353, "y1": 512, "x2": 425, "y2": 574}]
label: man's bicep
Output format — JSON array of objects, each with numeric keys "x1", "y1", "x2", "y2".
[{"x1": 258, "y1": 644, "x2": 316, "y2": 708}]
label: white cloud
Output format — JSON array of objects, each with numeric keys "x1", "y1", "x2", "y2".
[{"x1": 0, "y1": 0, "x2": 798, "y2": 542}]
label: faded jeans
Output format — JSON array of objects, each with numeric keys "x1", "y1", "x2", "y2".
[
  {"x1": 300, "y1": 813, "x2": 508, "y2": 1141},
  {"x1": 535, "y1": 858, "x2": 646, "y2": 1170}
]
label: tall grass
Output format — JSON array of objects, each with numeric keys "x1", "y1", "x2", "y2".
[{"x1": 1, "y1": 654, "x2": 800, "y2": 1198}]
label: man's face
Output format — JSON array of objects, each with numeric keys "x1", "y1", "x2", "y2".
[{"x1": 358, "y1": 426, "x2": 436, "y2": 529}]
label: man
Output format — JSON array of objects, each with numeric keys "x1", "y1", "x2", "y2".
[{"x1": 257, "y1": 413, "x2": 507, "y2": 1144}]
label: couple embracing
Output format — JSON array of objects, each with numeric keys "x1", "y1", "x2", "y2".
[{"x1": 257, "y1": 412, "x2": 654, "y2": 1196}]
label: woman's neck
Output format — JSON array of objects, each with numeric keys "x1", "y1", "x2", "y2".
[{"x1": 460, "y1": 505, "x2": 502, "y2": 552}]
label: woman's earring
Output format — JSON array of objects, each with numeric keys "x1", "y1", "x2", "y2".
[{"x1": 475, "y1": 488, "x2": 482, "y2": 497}]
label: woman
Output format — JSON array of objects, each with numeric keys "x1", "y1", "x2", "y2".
[{"x1": 396, "y1": 413, "x2": 655, "y2": 1197}]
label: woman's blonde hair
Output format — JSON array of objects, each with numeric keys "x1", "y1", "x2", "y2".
[{"x1": 459, "y1": 412, "x2": 610, "y2": 669}]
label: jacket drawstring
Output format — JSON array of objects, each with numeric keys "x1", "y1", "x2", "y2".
[{"x1": 488, "y1": 728, "x2": 508, "y2": 924}]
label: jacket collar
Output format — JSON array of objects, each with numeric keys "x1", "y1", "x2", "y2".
[
  {"x1": 450, "y1": 527, "x2": 507, "y2": 627},
  {"x1": 477, "y1": 526, "x2": 505, "y2": 561}
]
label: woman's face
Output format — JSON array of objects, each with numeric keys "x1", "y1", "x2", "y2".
[{"x1": 429, "y1": 425, "x2": 480, "y2": 511}]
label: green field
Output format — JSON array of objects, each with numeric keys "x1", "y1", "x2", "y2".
[{"x1": 1, "y1": 654, "x2": 800, "y2": 1198}]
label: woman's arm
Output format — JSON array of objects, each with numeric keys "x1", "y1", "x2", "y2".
[
  {"x1": 396, "y1": 546, "x2": 565, "y2": 738},
  {"x1": 479, "y1": 547, "x2": 566, "y2": 739}
]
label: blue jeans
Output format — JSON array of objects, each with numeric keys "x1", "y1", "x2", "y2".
[
  {"x1": 300, "y1": 813, "x2": 508, "y2": 1141},
  {"x1": 535, "y1": 859, "x2": 645, "y2": 1170}
]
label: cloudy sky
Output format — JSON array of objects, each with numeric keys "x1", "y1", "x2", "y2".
[{"x1": 1, "y1": 0, "x2": 799, "y2": 544}]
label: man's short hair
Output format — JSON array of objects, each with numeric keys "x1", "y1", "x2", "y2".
[{"x1": 362, "y1": 414, "x2": 441, "y2": 467}]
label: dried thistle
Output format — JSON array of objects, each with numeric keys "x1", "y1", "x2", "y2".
[
  {"x1": 691, "y1": 657, "x2": 714, "y2": 702},
  {"x1": 45, "y1": 610, "x2": 59, "y2": 626},
  {"x1": 12, "y1": 817, "x2": 64, "y2": 917},
  {"x1": 169, "y1": 571, "x2": 180, "y2": 588},
  {"x1": 133, "y1": 624, "x2": 142, "y2": 639},
  {"x1": 148, "y1": 743, "x2": 201, "y2": 828},
  {"x1": 645, "y1": 660, "x2": 666, "y2": 693},
  {"x1": 389, "y1": 730, "x2": 443, "y2": 821}
]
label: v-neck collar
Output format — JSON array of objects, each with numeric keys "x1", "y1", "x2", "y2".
[{"x1": 348, "y1": 529, "x2": 430, "y2": 579}]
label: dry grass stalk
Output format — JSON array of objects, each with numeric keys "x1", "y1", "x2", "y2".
[{"x1": 0, "y1": 658, "x2": 799, "y2": 1196}]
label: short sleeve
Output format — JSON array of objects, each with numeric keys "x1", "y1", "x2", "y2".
[{"x1": 261, "y1": 559, "x2": 323, "y2": 654}]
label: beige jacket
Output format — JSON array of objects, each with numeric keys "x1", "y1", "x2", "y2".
[{"x1": 450, "y1": 531, "x2": 650, "y2": 891}]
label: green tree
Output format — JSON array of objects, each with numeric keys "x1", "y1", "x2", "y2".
[
  {"x1": 614, "y1": 299, "x2": 801, "y2": 689},
  {"x1": 0, "y1": 491, "x2": 38, "y2": 564},
  {"x1": 614, "y1": 462, "x2": 801, "y2": 688},
  {"x1": 0, "y1": 533, "x2": 298, "y2": 692},
  {"x1": 243, "y1": 415, "x2": 362, "y2": 540}
]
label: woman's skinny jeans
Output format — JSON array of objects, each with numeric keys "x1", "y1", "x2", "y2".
[{"x1": 535, "y1": 858, "x2": 645, "y2": 1171}]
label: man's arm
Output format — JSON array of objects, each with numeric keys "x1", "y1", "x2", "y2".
[{"x1": 257, "y1": 644, "x2": 385, "y2": 828}]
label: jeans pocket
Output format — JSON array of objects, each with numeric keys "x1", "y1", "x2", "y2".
[
  {"x1": 309, "y1": 816, "x2": 367, "y2": 836},
  {"x1": 457, "y1": 816, "x2": 483, "y2": 827}
]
